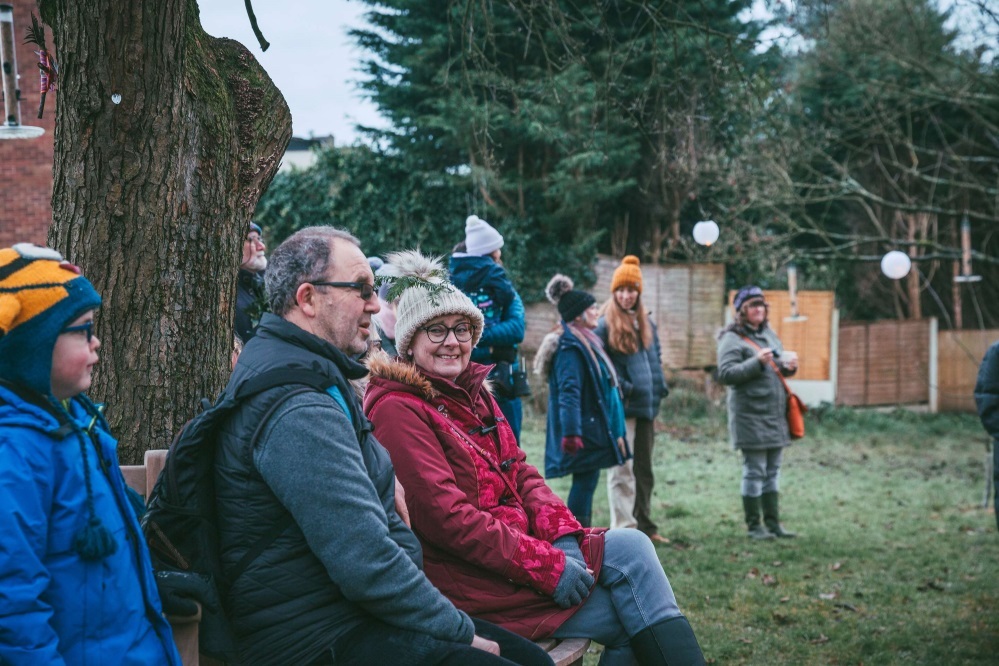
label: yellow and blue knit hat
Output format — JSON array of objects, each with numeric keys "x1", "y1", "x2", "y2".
[{"x1": 0, "y1": 243, "x2": 102, "y2": 397}]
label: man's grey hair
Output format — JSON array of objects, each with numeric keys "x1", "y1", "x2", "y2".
[{"x1": 265, "y1": 226, "x2": 361, "y2": 316}]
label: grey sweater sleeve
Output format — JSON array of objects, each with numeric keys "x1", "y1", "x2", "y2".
[{"x1": 252, "y1": 392, "x2": 474, "y2": 644}]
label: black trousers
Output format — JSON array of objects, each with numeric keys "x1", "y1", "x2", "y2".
[{"x1": 309, "y1": 617, "x2": 554, "y2": 666}]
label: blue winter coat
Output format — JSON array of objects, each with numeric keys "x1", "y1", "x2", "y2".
[
  {"x1": 449, "y1": 255, "x2": 524, "y2": 365},
  {"x1": 595, "y1": 317, "x2": 668, "y2": 420},
  {"x1": 0, "y1": 385, "x2": 180, "y2": 666},
  {"x1": 544, "y1": 327, "x2": 628, "y2": 478}
]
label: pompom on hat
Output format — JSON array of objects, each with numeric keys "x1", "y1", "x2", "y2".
[
  {"x1": 0, "y1": 243, "x2": 101, "y2": 397},
  {"x1": 733, "y1": 285, "x2": 765, "y2": 312},
  {"x1": 611, "y1": 255, "x2": 643, "y2": 294},
  {"x1": 545, "y1": 274, "x2": 595, "y2": 322},
  {"x1": 386, "y1": 250, "x2": 485, "y2": 357},
  {"x1": 464, "y1": 215, "x2": 504, "y2": 257}
]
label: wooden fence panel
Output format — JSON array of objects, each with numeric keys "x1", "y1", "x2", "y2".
[
  {"x1": 837, "y1": 325, "x2": 869, "y2": 406},
  {"x1": 523, "y1": 257, "x2": 725, "y2": 370},
  {"x1": 836, "y1": 320, "x2": 931, "y2": 406},
  {"x1": 937, "y1": 329, "x2": 999, "y2": 412}
]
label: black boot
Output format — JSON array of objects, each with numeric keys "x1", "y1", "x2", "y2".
[
  {"x1": 762, "y1": 491, "x2": 796, "y2": 538},
  {"x1": 630, "y1": 616, "x2": 706, "y2": 665},
  {"x1": 742, "y1": 496, "x2": 775, "y2": 540}
]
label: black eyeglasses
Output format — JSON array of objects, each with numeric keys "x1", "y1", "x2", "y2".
[
  {"x1": 62, "y1": 321, "x2": 94, "y2": 343},
  {"x1": 421, "y1": 322, "x2": 475, "y2": 343},
  {"x1": 309, "y1": 281, "x2": 375, "y2": 301}
]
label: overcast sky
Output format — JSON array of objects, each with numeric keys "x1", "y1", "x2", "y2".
[
  {"x1": 197, "y1": 0, "x2": 995, "y2": 145},
  {"x1": 198, "y1": 0, "x2": 386, "y2": 144}
]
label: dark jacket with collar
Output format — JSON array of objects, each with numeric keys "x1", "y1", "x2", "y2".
[
  {"x1": 975, "y1": 341, "x2": 999, "y2": 443},
  {"x1": 449, "y1": 255, "x2": 524, "y2": 365},
  {"x1": 235, "y1": 269, "x2": 266, "y2": 343},
  {"x1": 595, "y1": 316, "x2": 668, "y2": 421},
  {"x1": 215, "y1": 314, "x2": 473, "y2": 665},
  {"x1": 537, "y1": 326, "x2": 627, "y2": 478}
]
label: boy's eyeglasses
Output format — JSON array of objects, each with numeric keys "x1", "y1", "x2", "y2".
[
  {"x1": 62, "y1": 321, "x2": 94, "y2": 343},
  {"x1": 309, "y1": 281, "x2": 375, "y2": 301},
  {"x1": 421, "y1": 323, "x2": 475, "y2": 343}
]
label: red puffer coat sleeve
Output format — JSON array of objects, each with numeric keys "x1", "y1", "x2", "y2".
[{"x1": 369, "y1": 393, "x2": 570, "y2": 596}]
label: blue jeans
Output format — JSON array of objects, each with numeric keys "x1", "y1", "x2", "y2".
[
  {"x1": 319, "y1": 617, "x2": 553, "y2": 665},
  {"x1": 741, "y1": 447, "x2": 784, "y2": 496},
  {"x1": 567, "y1": 469, "x2": 601, "y2": 527},
  {"x1": 495, "y1": 395, "x2": 523, "y2": 444},
  {"x1": 552, "y1": 529, "x2": 684, "y2": 666}
]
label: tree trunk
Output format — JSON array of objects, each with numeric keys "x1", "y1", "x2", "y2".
[{"x1": 40, "y1": 0, "x2": 291, "y2": 463}]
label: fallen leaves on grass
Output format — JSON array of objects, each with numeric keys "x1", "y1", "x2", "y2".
[
  {"x1": 772, "y1": 611, "x2": 793, "y2": 625},
  {"x1": 819, "y1": 591, "x2": 840, "y2": 600},
  {"x1": 917, "y1": 579, "x2": 946, "y2": 592},
  {"x1": 810, "y1": 634, "x2": 830, "y2": 645}
]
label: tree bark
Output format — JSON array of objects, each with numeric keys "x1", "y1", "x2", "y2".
[{"x1": 40, "y1": 0, "x2": 291, "y2": 462}]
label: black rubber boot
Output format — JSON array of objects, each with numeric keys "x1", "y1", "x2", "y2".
[
  {"x1": 630, "y1": 616, "x2": 706, "y2": 666},
  {"x1": 742, "y1": 495, "x2": 775, "y2": 540},
  {"x1": 762, "y1": 491, "x2": 796, "y2": 538}
]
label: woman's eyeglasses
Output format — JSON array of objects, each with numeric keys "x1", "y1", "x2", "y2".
[
  {"x1": 422, "y1": 323, "x2": 475, "y2": 343},
  {"x1": 62, "y1": 321, "x2": 94, "y2": 343},
  {"x1": 309, "y1": 281, "x2": 375, "y2": 301}
]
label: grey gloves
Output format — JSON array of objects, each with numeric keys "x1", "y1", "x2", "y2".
[{"x1": 551, "y1": 535, "x2": 593, "y2": 609}]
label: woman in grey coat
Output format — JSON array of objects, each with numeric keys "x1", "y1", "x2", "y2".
[{"x1": 716, "y1": 286, "x2": 799, "y2": 539}]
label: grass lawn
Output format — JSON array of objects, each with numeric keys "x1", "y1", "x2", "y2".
[{"x1": 519, "y1": 388, "x2": 999, "y2": 665}]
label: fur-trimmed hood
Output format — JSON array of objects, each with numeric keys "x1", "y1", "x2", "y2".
[
  {"x1": 363, "y1": 348, "x2": 493, "y2": 411},
  {"x1": 533, "y1": 326, "x2": 564, "y2": 381}
]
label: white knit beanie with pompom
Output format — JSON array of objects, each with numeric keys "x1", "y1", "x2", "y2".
[
  {"x1": 387, "y1": 250, "x2": 486, "y2": 357},
  {"x1": 464, "y1": 215, "x2": 504, "y2": 257}
]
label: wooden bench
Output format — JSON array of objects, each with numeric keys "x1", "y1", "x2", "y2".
[
  {"x1": 535, "y1": 637, "x2": 590, "y2": 666},
  {"x1": 122, "y1": 449, "x2": 590, "y2": 666},
  {"x1": 122, "y1": 450, "x2": 207, "y2": 665}
]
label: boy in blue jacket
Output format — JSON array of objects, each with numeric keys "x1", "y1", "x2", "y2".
[
  {"x1": 0, "y1": 243, "x2": 181, "y2": 665},
  {"x1": 449, "y1": 215, "x2": 528, "y2": 441}
]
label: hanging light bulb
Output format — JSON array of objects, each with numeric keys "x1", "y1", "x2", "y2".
[
  {"x1": 880, "y1": 250, "x2": 912, "y2": 280},
  {"x1": 693, "y1": 220, "x2": 719, "y2": 246}
]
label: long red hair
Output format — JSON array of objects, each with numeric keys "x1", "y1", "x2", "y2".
[{"x1": 601, "y1": 293, "x2": 653, "y2": 354}]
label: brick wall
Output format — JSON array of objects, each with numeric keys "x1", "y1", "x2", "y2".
[{"x1": 0, "y1": 0, "x2": 55, "y2": 247}]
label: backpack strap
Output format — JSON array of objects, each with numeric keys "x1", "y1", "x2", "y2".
[{"x1": 234, "y1": 367, "x2": 335, "y2": 401}]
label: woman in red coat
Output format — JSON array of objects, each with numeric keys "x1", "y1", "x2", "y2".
[{"x1": 363, "y1": 250, "x2": 704, "y2": 666}]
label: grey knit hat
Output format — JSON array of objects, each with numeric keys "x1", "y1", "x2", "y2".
[{"x1": 386, "y1": 250, "x2": 485, "y2": 357}]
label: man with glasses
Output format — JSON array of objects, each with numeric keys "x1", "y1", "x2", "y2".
[
  {"x1": 213, "y1": 227, "x2": 520, "y2": 665},
  {"x1": 235, "y1": 222, "x2": 268, "y2": 343}
]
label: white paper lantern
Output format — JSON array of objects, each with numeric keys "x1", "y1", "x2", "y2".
[
  {"x1": 880, "y1": 250, "x2": 912, "y2": 280},
  {"x1": 693, "y1": 220, "x2": 720, "y2": 246}
]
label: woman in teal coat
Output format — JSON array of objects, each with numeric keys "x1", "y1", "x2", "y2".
[{"x1": 536, "y1": 274, "x2": 628, "y2": 527}]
